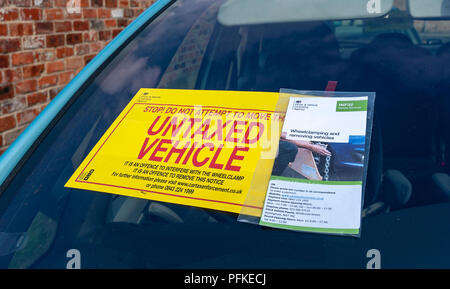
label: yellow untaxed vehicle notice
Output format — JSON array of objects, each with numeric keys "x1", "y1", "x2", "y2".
[{"x1": 65, "y1": 89, "x2": 282, "y2": 215}]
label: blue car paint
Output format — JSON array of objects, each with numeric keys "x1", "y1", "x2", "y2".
[
  {"x1": 0, "y1": 0, "x2": 173, "y2": 186},
  {"x1": 330, "y1": 135, "x2": 365, "y2": 169}
]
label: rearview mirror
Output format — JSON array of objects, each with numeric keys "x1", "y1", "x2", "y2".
[{"x1": 218, "y1": 0, "x2": 394, "y2": 26}]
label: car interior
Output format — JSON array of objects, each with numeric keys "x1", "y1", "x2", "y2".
[{"x1": 193, "y1": 9, "x2": 450, "y2": 217}]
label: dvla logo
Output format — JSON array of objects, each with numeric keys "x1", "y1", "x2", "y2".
[{"x1": 367, "y1": 0, "x2": 381, "y2": 14}]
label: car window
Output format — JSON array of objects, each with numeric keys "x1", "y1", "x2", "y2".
[{"x1": 0, "y1": 0, "x2": 450, "y2": 268}]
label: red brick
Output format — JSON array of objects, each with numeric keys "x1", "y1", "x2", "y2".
[
  {"x1": 46, "y1": 60, "x2": 65, "y2": 73},
  {"x1": 17, "y1": 108, "x2": 41, "y2": 126},
  {"x1": 37, "y1": 49, "x2": 56, "y2": 62},
  {"x1": 123, "y1": 8, "x2": 134, "y2": 17},
  {"x1": 84, "y1": 54, "x2": 95, "y2": 65},
  {"x1": 0, "y1": 55, "x2": 9, "y2": 68},
  {"x1": 9, "y1": 23, "x2": 34, "y2": 36},
  {"x1": 83, "y1": 31, "x2": 98, "y2": 42},
  {"x1": 90, "y1": 42, "x2": 103, "y2": 53},
  {"x1": 0, "y1": 115, "x2": 16, "y2": 133},
  {"x1": 12, "y1": 52, "x2": 34, "y2": 66},
  {"x1": 83, "y1": 8, "x2": 97, "y2": 19},
  {"x1": 0, "y1": 8, "x2": 19, "y2": 21},
  {"x1": 35, "y1": 22, "x2": 53, "y2": 34},
  {"x1": 54, "y1": 0, "x2": 68, "y2": 6},
  {"x1": 76, "y1": 43, "x2": 90, "y2": 55},
  {"x1": 117, "y1": 19, "x2": 128, "y2": 27},
  {"x1": 91, "y1": 0, "x2": 103, "y2": 7},
  {"x1": 130, "y1": 0, "x2": 138, "y2": 7},
  {"x1": 73, "y1": 20, "x2": 89, "y2": 31},
  {"x1": 0, "y1": 84, "x2": 14, "y2": 101},
  {"x1": 104, "y1": 19, "x2": 117, "y2": 28},
  {"x1": 21, "y1": 8, "x2": 43, "y2": 21},
  {"x1": 27, "y1": 92, "x2": 48, "y2": 106},
  {"x1": 80, "y1": 0, "x2": 90, "y2": 6},
  {"x1": 55, "y1": 21, "x2": 72, "y2": 32},
  {"x1": 1, "y1": 96, "x2": 27, "y2": 114},
  {"x1": 45, "y1": 9, "x2": 65, "y2": 20},
  {"x1": 0, "y1": 24, "x2": 7, "y2": 36},
  {"x1": 35, "y1": 0, "x2": 53, "y2": 7},
  {"x1": 89, "y1": 19, "x2": 104, "y2": 30},
  {"x1": 99, "y1": 30, "x2": 111, "y2": 41},
  {"x1": 12, "y1": 0, "x2": 32, "y2": 7},
  {"x1": 16, "y1": 79, "x2": 37, "y2": 94},
  {"x1": 3, "y1": 68, "x2": 23, "y2": 83},
  {"x1": 22, "y1": 64, "x2": 45, "y2": 78},
  {"x1": 0, "y1": 39, "x2": 21, "y2": 53},
  {"x1": 98, "y1": 9, "x2": 111, "y2": 18},
  {"x1": 4, "y1": 126, "x2": 27, "y2": 146},
  {"x1": 46, "y1": 34, "x2": 65, "y2": 47},
  {"x1": 49, "y1": 86, "x2": 62, "y2": 99},
  {"x1": 7, "y1": 25, "x2": 21, "y2": 38},
  {"x1": 66, "y1": 56, "x2": 83, "y2": 70},
  {"x1": 119, "y1": 0, "x2": 128, "y2": 7},
  {"x1": 58, "y1": 71, "x2": 75, "y2": 85},
  {"x1": 66, "y1": 33, "x2": 82, "y2": 45},
  {"x1": 106, "y1": 0, "x2": 117, "y2": 8},
  {"x1": 67, "y1": 11, "x2": 82, "y2": 20},
  {"x1": 23, "y1": 36, "x2": 45, "y2": 49},
  {"x1": 38, "y1": 75, "x2": 58, "y2": 89},
  {"x1": 112, "y1": 29, "x2": 122, "y2": 38},
  {"x1": 56, "y1": 47, "x2": 74, "y2": 58}
]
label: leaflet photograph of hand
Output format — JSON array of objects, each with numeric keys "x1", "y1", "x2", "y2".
[
  {"x1": 273, "y1": 131, "x2": 332, "y2": 181},
  {"x1": 280, "y1": 132, "x2": 332, "y2": 156},
  {"x1": 271, "y1": 96, "x2": 369, "y2": 183}
]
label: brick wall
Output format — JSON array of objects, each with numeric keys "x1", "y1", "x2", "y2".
[{"x1": 0, "y1": 0, "x2": 155, "y2": 155}]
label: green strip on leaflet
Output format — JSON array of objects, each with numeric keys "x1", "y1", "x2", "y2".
[
  {"x1": 270, "y1": 175, "x2": 362, "y2": 186},
  {"x1": 259, "y1": 221, "x2": 360, "y2": 235}
]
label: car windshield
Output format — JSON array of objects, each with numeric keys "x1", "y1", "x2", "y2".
[{"x1": 1, "y1": 0, "x2": 450, "y2": 268}]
